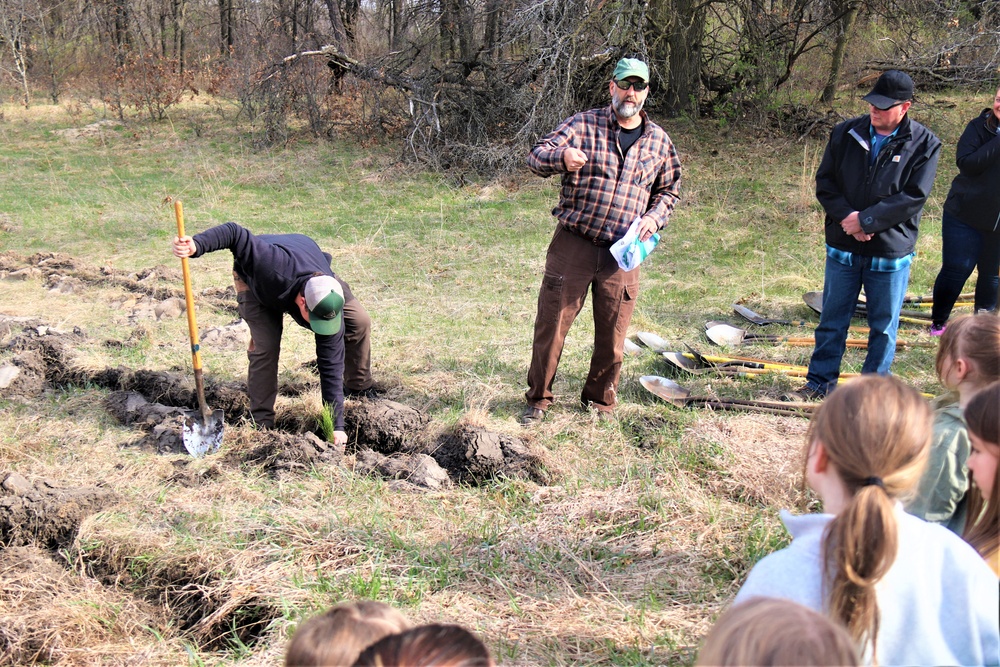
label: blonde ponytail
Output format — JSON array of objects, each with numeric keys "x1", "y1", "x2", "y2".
[{"x1": 807, "y1": 376, "x2": 932, "y2": 661}]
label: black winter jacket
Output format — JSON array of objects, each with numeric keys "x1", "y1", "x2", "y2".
[
  {"x1": 191, "y1": 222, "x2": 348, "y2": 429},
  {"x1": 943, "y1": 109, "x2": 1000, "y2": 233},
  {"x1": 816, "y1": 114, "x2": 942, "y2": 258}
]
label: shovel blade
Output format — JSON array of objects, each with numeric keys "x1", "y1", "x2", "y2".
[
  {"x1": 803, "y1": 291, "x2": 824, "y2": 314},
  {"x1": 732, "y1": 303, "x2": 769, "y2": 325},
  {"x1": 624, "y1": 338, "x2": 643, "y2": 356},
  {"x1": 636, "y1": 331, "x2": 668, "y2": 351},
  {"x1": 661, "y1": 351, "x2": 701, "y2": 371},
  {"x1": 639, "y1": 375, "x2": 691, "y2": 406},
  {"x1": 182, "y1": 409, "x2": 225, "y2": 458},
  {"x1": 706, "y1": 324, "x2": 747, "y2": 346}
]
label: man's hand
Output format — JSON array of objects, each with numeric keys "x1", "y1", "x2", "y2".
[
  {"x1": 636, "y1": 217, "x2": 659, "y2": 242},
  {"x1": 333, "y1": 430, "x2": 347, "y2": 446},
  {"x1": 840, "y1": 212, "x2": 863, "y2": 235},
  {"x1": 851, "y1": 232, "x2": 873, "y2": 242},
  {"x1": 563, "y1": 148, "x2": 588, "y2": 172},
  {"x1": 173, "y1": 236, "x2": 197, "y2": 258}
]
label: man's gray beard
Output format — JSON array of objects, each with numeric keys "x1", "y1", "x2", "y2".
[{"x1": 613, "y1": 98, "x2": 644, "y2": 119}]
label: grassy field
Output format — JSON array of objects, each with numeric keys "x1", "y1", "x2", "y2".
[{"x1": 0, "y1": 88, "x2": 987, "y2": 665}]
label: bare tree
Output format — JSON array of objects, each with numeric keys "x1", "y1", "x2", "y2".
[{"x1": 0, "y1": 0, "x2": 31, "y2": 105}]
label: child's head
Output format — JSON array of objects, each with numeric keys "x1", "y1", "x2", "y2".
[
  {"x1": 696, "y1": 597, "x2": 860, "y2": 666},
  {"x1": 966, "y1": 380, "x2": 1000, "y2": 500},
  {"x1": 963, "y1": 381, "x2": 1000, "y2": 562},
  {"x1": 805, "y1": 375, "x2": 932, "y2": 659},
  {"x1": 353, "y1": 623, "x2": 494, "y2": 667},
  {"x1": 806, "y1": 375, "x2": 931, "y2": 500},
  {"x1": 935, "y1": 314, "x2": 1000, "y2": 389},
  {"x1": 285, "y1": 600, "x2": 411, "y2": 667}
]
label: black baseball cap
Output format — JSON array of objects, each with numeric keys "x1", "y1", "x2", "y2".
[{"x1": 862, "y1": 70, "x2": 914, "y2": 110}]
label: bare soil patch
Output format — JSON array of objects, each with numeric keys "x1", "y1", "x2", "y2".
[{"x1": 0, "y1": 472, "x2": 118, "y2": 550}]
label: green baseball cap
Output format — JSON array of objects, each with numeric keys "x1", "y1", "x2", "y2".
[
  {"x1": 303, "y1": 275, "x2": 344, "y2": 336},
  {"x1": 613, "y1": 58, "x2": 649, "y2": 83}
]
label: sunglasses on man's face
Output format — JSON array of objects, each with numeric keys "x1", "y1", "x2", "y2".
[{"x1": 614, "y1": 79, "x2": 648, "y2": 92}]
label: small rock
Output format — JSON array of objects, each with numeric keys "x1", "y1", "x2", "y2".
[
  {"x1": 155, "y1": 298, "x2": 186, "y2": 320},
  {"x1": 1, "y1": 472, "x2": 32, "y2": 494},
  {"x1": 0, "y1": 364, "x2": 19, "y2": 389}
]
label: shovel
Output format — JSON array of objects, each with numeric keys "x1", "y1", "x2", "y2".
[
  {"x1": 661, "y1": 351, "x2": 811, "y2": 377},
  {"x1": 732, "y1": 304, "x2": 870, "y2": 334},
  {"x1": 640, "y1": 375, "x2": 816, "y2": 417},
  {"x1": 803, "y1": 291, "x2": 932, "y2": 325},
  {"x1": 732, "y1": 303, "x2": 813, "y2": 328},
  {"x1": 903, "y1": 292, "x2": 972, "y2": 305},
  {"x1": 706, "y1": 322, "x2": 934, "y2": 349},
  {"x1": 175, "y1": 201, "x2": 225, "y2": 458},
  {"x1": 636, "y1": 330, "x2": 670, "y2": 352}
]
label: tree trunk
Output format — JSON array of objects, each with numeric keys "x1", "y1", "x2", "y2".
[
  {"x1": 652, "y1": 0, "x2": 706, "y2": 117},
  {"x1": 483, "y1": 0, "x2": 502, "y2": 58},
  {"x1": 820, "y1": 1, "x2": 859, "y2": 104},
  {"x1": 219, "y1": 0, "x2": 233, "y2": 55}
]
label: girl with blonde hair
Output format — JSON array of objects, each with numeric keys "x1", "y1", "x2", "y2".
[
  {"x1": 734, "y1": 375, "x2": 999, "y2": 665},
  {"x1": 906, "y1": 313, "x2": 1000, "y2": 531},
  {"x1": 697, "y1": 597, "x2": 859, "y2": 666}
]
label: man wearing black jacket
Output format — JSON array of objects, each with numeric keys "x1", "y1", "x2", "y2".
[
  {"x1": 173, "y1": 222, "x2": 377, "y2": 440},
  {"x1": 791, "y1": 70, "x2": 942, "y2": 400}
]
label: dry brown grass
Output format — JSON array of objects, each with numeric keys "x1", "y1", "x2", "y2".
[{"x1": 2, "y1": 91, "x2": 975, "y2": 664}]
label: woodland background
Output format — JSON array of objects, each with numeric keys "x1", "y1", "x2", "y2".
[{"x1": 1, "y1": 0, "x2": 998, "y2": 171}]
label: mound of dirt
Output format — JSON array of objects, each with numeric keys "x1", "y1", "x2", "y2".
[
  {"x1": 0, "y1": 473, "x2": 118, "y2": 549},
  {"x1": 354, "y1": 449, "x2": 451, "y2": 490},
  {"x1": 225, "y1": 430, "x2": 345, "y2": 476},
  {"x1": 2, "y1": 326, "x2": 87, "y2": 399},
  {"x1": 431, "y1": 425, "x2": 548, "y2": 485},
  {"x1": 347, "y1": 399, "x2": 430, "y2": 454}
]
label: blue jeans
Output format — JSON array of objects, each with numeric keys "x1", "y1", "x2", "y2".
[
  {"x1": 805, "y1": 251, "x2": 912, "y2": 394},
  {"x1": 931, "y1": 211, "x2": 1000, "y2": 324}
]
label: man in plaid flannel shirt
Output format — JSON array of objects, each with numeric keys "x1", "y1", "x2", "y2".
[{"x1": 521, "y1": 57, "x2": 682, "y2": 425}]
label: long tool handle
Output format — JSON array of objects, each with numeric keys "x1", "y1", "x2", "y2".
[
  {"x1": 903, "y1": 292, "x2": 973, "y2": 304},
  {"x1": 175, "y1": 201, "x2": 211, "y2": 423},
  {"x1": 690, "y1": 399, "x2": 814, "y2": 417},
  {"x1": 742, "y1": 334, "x2": 931, "y2": 349}
]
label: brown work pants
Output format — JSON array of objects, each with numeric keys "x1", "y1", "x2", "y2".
[
  {"x1": 525, "y1": 225, "x2": 639, "y2": 413},
  {"x1": 234, "y1": 273, "x2": 372, "y2": 428}
]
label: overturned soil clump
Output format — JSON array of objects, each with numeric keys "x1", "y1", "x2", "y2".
[
  {"x1": 355, "y1": 450, "x2": 451, "y2": 491},
  {"x1": 0, "y1": 473, "x2": 118, "y2": 550},
  {"x1": 431, "y1": 425, "x2": 549, "y2": 485},
  {"x1": 347, "y1": 399, "x2": 431, "y2": 454},
  {"x1": 225, "y1": 429, "x2": 345, "y2": 476}
]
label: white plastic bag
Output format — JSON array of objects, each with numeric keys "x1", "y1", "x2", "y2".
[{"x1": 610, "y1": 217, "x2": 660, "y2": 272}]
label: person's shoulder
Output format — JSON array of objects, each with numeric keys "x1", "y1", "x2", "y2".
[
  {"x1": 904, "y1": 116, "x2": 942, "y2": 145},
  {"x1": 832, "y1": 114, "x2": 868, "y2": 133},
  {"x1": 642, "y1": 117, "x2": 671, "y2": 140},
  {"x1": 573, "y1": 107, "x2": 608, "y2": 123},
  {"x1": 898, "y1": 509, "x2": 983, "y2": 563}
]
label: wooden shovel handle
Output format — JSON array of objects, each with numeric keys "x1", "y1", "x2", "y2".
[
  {"x1": 175, "y1": 201, "x2": 202, "y2": 374},
  {"x1": 175, "y1": 201, "x2": 212, "y2": 422}
]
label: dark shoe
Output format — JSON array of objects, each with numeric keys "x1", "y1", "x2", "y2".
[
  {"x1": 929, "y1": 323, "x2": 946, "y2": 337},
  {"x1": 782, "y1": 385, "x2": 826, "y2": 402},
  {"x1": 520, "y1": 406, "x2": 546, "y2": 426}
]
